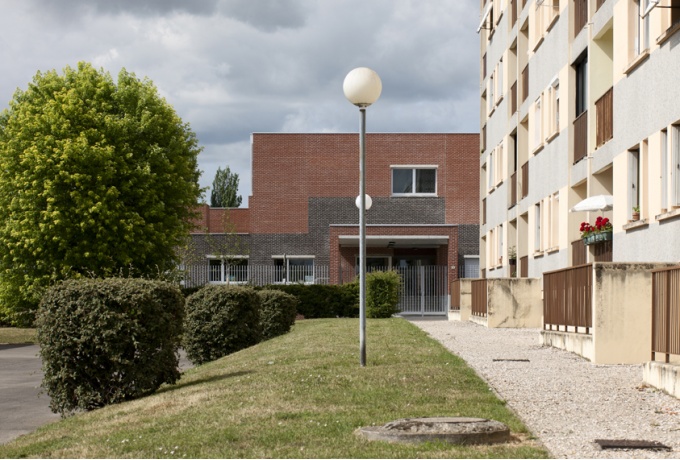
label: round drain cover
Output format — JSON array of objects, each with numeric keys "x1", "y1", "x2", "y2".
[{"x1": 357, "y1": 417, "x2": 510, "y2": 445}]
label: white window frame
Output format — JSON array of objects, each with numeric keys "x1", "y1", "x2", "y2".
[
  {"x1": 533, "y1": 96, "x2": 543, "y2": 151},
  {"x1": 208, "y1": 256, "x2": 249, "y2": 284},
  {"x1": 673, "y1": 125, "x2": 680, "y2": 206},
  {"x1": 272, "y1": 255, "x2": 316, "y2": 284},
  {"x1": 391, "y1": 166, "x2": 438, "y2": 197},
  {"x1": 534, "y1": 202, "x2": 542, "y2": 253}
]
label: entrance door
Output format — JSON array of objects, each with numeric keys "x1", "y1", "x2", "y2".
[{"x1": 392, "y1": 256, "x2": 447, "y2": 316}]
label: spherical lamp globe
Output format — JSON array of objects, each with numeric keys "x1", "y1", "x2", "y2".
[{"x1": 343, "y1": 67, "x2": 382, "y2": 107}]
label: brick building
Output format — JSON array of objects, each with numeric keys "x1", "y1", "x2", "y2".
[{"x1": 186, "y1": 132, "x2": 479, "y2": 314}]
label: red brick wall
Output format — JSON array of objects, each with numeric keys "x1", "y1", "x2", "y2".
[
  {"x1": 250, "y1": 133, "x2": 479, "y2": 234},
  {"x1": 191, "y1": 205, "x2": 251, "y2": 234}
]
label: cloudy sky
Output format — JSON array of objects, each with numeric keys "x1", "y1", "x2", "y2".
[{"x1": 0, "y1": 1, "x2": 480, "y2": 206}]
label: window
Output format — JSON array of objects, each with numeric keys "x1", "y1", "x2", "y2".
[
  {"x1": 628, "y1": 0, "x2": 650, "y2": 61},
  {"x1": 549, "y1": 193, "x2": 559, "y2": 249},
  {"x1": 392, "y1": 167, "x2": 437, "y2": 196},
  {"x1": 534, "y1": 202, "x2": 542, "y2": 252},
  {"x1": 547, "y1": 78, "x2": 560, "y2": 137},
  {"x1": 488, "y1": 151, "x2": 496, "y2": 189},
  {"x1": 497, "y1": 57, "x2": 504, "y2": 103},
  {"x1": 673, "y1": 125, "x2": 680, "y2": 206},
  {"x1": 575, "y1": 55, "x2": 588, "y2": 117},
  {"x1": 629, "y1": 148, "x2": 640, "y2": 218},
  {"x1": 533, "y1": 96, "x2": 542, "y2": 150},
  {"x1": 662, "y1": 129, "x2": 668, "y2": 211},
  {"x1": 209, "y1": 257, "x2": 248, "y2": 283},
  {"x1": 274, "y1": 257, "x2": 314, "y2": 283}
]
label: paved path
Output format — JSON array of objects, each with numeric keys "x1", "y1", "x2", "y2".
[
  {"x1": 0, "y1": 345, "x2": 193, "y2": 446},
  {"x1": 0, "y1": 344, "x2": 59, "y2": 445},
  {"x1": 409, "y1": 318, "x2": 680, "y2": 459}
]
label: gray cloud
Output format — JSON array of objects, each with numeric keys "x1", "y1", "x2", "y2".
[{"x1": 0, "y1": 0, "x2": 480, "y2": 205}]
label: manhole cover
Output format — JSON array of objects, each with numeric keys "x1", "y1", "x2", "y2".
[
  {"x1": 595, "y1": 439, "x2": 671, "y2": 451},
  {"x1": 357, "y1": 417, "x2": 511, "y2": 445}
]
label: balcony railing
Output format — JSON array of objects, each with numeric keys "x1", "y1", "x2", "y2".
[
  {"x1": 573, "y1": 110, "x2": 588, "y2": 163},
  {"x1": 521, "y1": 161, "x2": 529, "y2": 198},
  {"x1": 595, "y1": 87, "x2": 613, "y2": 147},
  {"x1": 482, "y1": 197, "x2": 487, "y2": 225},
  {"x1": 651, "y1": 265, "x2": 680, "y2": 362},
  {"x1": 543, "y1": 263, "x2": 592, "y2": 333},
  {"x1": 571, "y1": 239, "x2": 587, "y2": 266},
  {"x1": 510, "y1": 81, "x2": 517, "y2": 114},
  {"x1": 519, "y1": 255, "x2": 528, "y2": 277},
  {"x1": 471, "y1": 279, "x2": 488, "y2": 317},
  {"x1": 593, "y1": 240, "x2": 613, "y2": 262},
  {"x1": 574, "y1": 0, "x2": 588, "y2": 36},
  {"x1": 509, "y1": 171, "x2": 517, "y2": 208}
]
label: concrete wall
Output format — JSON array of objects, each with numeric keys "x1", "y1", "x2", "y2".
[
  {"x1": 485, "y1": 278, "x2": 542, "y2": 328},
  {"x1": 449, "y1": 279, "x2": 472, "y2": 322},
  {"x1": 644, "y1": 362, "x2": 680, "y2": 400}
]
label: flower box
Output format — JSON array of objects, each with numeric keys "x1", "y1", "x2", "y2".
[{"x1": 583, "y1": 231, "x2": 612, "y2": 245}]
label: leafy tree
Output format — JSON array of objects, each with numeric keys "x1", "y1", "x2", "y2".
[
  {"x1": 210, "y1": 166, "x2": 242, "y2": 208},
  {"x1": 0, "y1": 62, "x2": 202, "y2": 325}
]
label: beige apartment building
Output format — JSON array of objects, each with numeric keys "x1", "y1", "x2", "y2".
[{"x1": 478, "y1": 0, "x2": 680, "y2": 279}]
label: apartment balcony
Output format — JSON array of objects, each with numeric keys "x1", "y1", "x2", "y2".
[
  {"x1": 509, "y1": 171, "x2": 517, "y2": 208},
  {"x1": 510, "y1": 81, "x2": 517, "y2": 115},
  {"x1": 574, "y1": 0, "x2": 588, "y2": 36},
  {"x1": 521, "y1": 161, "x2": 529, "y2": 198}
]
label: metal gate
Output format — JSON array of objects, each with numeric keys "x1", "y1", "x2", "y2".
[{"x1": 396, "y1": 265, "x2": 449, "y2": 316}]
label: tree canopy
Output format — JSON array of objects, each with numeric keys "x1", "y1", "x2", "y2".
[
  {"x1": 0, "y1": 62, "x2": 202, "y2": 325},
  {"x1": 210, "y1": 166, "x2": 242, "y2": 208}
]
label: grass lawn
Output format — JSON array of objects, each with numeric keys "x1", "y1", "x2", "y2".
[
  {"x1": 0, "y1": 327, "x2": 37, "y2": 344},
  {"x1": 0, "y1": 318, "x2": 548, "y2": 458}
]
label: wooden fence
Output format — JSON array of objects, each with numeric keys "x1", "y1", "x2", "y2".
[
  {"x1": 543, "y1": 263, "x2": 592, "y2": 333},
  {"x1": 651, "y1": 266, "x2": 680, "y2": 362}
]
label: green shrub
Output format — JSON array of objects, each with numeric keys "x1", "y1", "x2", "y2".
[
  {"x1": 264, "y1": 283, "x2": 358, "y2": 318},
  {"x1": 36, "y1": 278, "x2": 184, "y2": 415},
  {"x1": 184, "y1": 285, "x2": 261, "y2": 365},
  {"x1": 366, "y1": 270, "x2": 401, "y2": 318},
  {"x1": 257, "y1": 290, "x2": 299, "y2": 340}
]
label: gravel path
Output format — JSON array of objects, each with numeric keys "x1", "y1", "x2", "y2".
[{"x1": 408, "y1": 318, "x2": 680, "y2": 459}]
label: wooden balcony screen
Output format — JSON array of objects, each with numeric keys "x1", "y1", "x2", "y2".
[
  {"x1": 521, "y1": 65, "x2": 529, "y2": 102},
  {"x1": 519, "y1": 256, "x2": 529, "y2": 278},
  {"x1": 595, "y1": 88, "x2": 613, "y2": 147},
  {"x1": 571, "y1": 239, "x2": 587, "y2": 266},
  {"x1": 573, "y1": 110, "x2": 588, "y2": 163},
  {"x1": 482, "y1": 197, "x2": 487, "y2": 225},
  {"x1": 593, "y1": 240, "x2": 613, "y2": 262},
  {"x1": 510, "y1": 0, "x2": 517, "y2": 27},
  {"x1": 521, "y1": 161, "x2": 529, "y2": 198},
  {"x1": 510, "y1": 81, "x2": 517, "y2": 114},
  {"x1": 510, "y1": 171, "x2": 517, "y2": 208},
  {"x1": 574, "y1": 0, "x2": 588, "y2": 36}
]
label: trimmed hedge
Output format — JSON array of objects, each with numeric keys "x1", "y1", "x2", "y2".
[
  {"x1": 257, "y1": 289, "x2": 299, "y2": 340},
  {"x1": 264, "y1": 283, "x2": 358, "y2": 318},
  {"x1": 366, "y1": 270, "x2": 401, "y2": 318},
  {"x1": 36, "y1": 278, "x2": 185, "y2": 415},
  {"x1": 184, "y1": 285, "x2": 262, "y2": 365}
]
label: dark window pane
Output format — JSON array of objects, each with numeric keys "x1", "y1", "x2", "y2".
[
  {"x1": 416, "y1": 169, "x2": 436, "y2": 193},
  {"x1": 392, "y1": 169, "x2": 413, "y2": 194}
]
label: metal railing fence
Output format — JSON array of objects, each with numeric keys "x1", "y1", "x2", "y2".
[{"x1": 183, "y1": 264, "x2": 330, "y2": 288}]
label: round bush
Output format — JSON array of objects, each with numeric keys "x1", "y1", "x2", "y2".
[
  {"x1": 366, "y1": 270, "x2": 402, "y2": 318},
  {"x1": 258, "y1": 289, "x2": 299, "y2": 340},
  {"x1": 184, "y1": 285, "x2": 262, "y2": 365},
  {"x1": 36, "y1": 278, "x2": 185, "y2": 415}
]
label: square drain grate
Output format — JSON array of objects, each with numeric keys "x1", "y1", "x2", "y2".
[{"x1": 595, "y1": 439, "x2": 671, "y2": 451}]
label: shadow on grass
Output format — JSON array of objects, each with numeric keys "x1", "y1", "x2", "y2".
[{"x1": 157, "y1": 370, "x2": 254, "y2": 394}]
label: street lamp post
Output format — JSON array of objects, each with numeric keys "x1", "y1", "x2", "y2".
[{"x1": 343, "y1": 67, "x2": 382, "y2": 367}]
